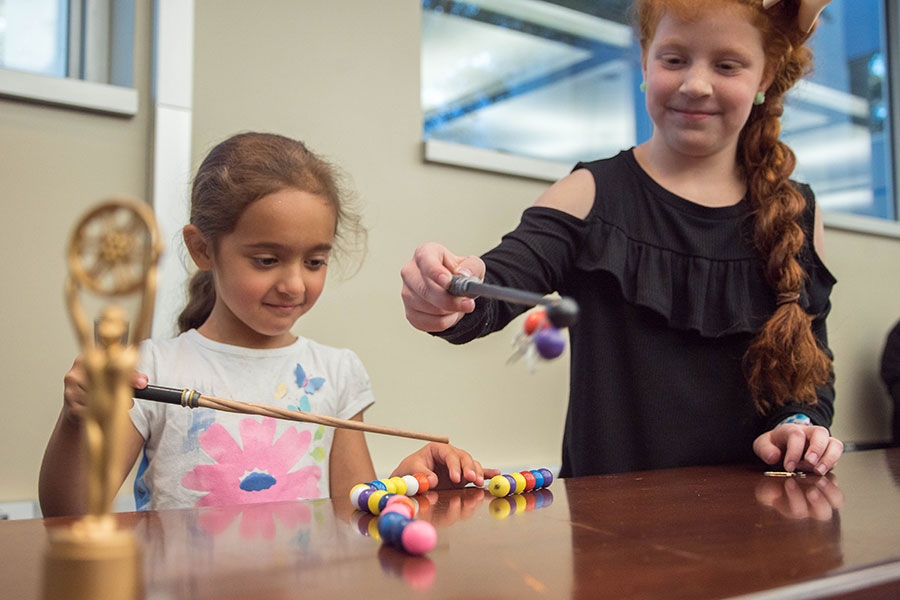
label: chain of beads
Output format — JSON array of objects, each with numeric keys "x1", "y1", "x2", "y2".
[
  {"x1": 487, "y1": 468, "x2": 554, "y2": 497},
  {"x1": 349, "y1": 474, "x2": 437, "y2": 555}
]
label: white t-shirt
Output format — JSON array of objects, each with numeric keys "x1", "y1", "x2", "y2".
[{"x1": 129, "y1": 329, "x2": 375, "y2": 510}]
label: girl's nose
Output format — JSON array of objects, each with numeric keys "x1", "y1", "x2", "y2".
[
  {"x1": 277, "y1": 265, "x2": 306, "y2": 297},
  {"x1": 679, "y1": 67, "x2": 713, "y2": 98}
]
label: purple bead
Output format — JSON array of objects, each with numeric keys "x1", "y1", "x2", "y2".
[
  {"x1": 538, "y1": 468, "x2": 553, "y2": 488},
  {"x1": 503, "y1": 475, "x2": 517, "y2": 496},
  {"x1": 534, "y1": 327, "x2": 565, "y2": 359},
  {"x1": 530, "y1": 469, "x2": 544, "y2": 489},
  {"x1": 378, "y1": 511, "x2": 410, "y2": 547},
  {"x1": 357, "y1": 488, "x2": 375, "y2": 511}
]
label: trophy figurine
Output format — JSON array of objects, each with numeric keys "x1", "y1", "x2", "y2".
[{"x1": 44, "y1": 198, "x2": 161, "y2": 600}]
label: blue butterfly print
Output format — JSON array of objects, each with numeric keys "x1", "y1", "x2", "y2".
[{"x1": 294, "y1": 364, "x2": 326, "y2": 394}]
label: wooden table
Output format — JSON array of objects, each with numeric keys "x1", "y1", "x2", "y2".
[{"x1": 3, "y1": 448, "x2": 899, "y2": 599}]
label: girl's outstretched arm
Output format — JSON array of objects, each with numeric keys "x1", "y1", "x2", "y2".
[{"x1": 329, "y1": 410, "x2": 376, "y2": 510}]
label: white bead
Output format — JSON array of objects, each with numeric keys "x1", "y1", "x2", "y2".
[{"x1": 401, "y1": 474, "x2": 419, "y2": 496}]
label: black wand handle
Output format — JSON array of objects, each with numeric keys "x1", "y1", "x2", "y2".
[
  {"x1": 133, "y1": 384, "x2": 201, "y2": 408},
  {"x1": 448, "y1": 275, "x2": 579, "y2": 328}
]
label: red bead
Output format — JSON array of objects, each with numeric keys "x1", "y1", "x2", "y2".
[
  {"x1": 523, "y1": 310, "x2": 548, "y2": 335},
  {"x1": 519, "y1": 470, "x2": 536, "y2": 492},
  {"x1": 413, "y1": 473, "x2": 430, "y2": 494}
]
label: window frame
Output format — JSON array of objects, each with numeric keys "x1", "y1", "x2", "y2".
[{"x1": 0, "y1": 0, "x2": 137, "y2": 116}]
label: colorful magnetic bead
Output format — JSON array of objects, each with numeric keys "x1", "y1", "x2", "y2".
[
  {"x1": 489, "y1": 497, "x2": 512, "y2": 519},
  {"x1": 369, "y1": 480, "x2": 387, "y2": 491},
  {"x1": 488, "y1": 474, "x2": 511, "y2": 498},
  {"x1": 520, "y1": 470, "x2": 536, "y2": 492},
  {"x1": 401, "y1": 474, "x2": 419, "y2": 496},
  {"x1": 350, "y1": 483, "x2": 373, "y2": 507},
  {"x1": 400, "y1": 520, "x2": 437, "y2": 556},
  {"x1": 386, "y1": 494, "x2": 417, "y2": 516},
  {"x1": 413, "y1": 473, "x2": 430, "y2": 494},
  {"x1": 510, "y1": 472, "x2": 527, "y2": 494},
  {"x1": 367, "y1": 490, "x2": 388, "y2": 515},
  {"x1": 538, "y1": 468, "x2": 553, "y2": 488},
  {"x1": 381, "y1": 502, "x2": 414, "y2": 520},
  {"x1": 534, "y1": 327, "x2": 565, "y2": 359},
  {"x1": 510, "y1": 494, "x2": 527, "y2": 514},
  {"x1": 523, "y1": 310, "x2": 548, "y2": 335},
  {"x1": 379, "y1": 478, "x2": 398, "y2": 494},
  {"x1": 378, "y1": 492, "x2": 395, "y2": 514},
  {"x1": 530, "y1": 469, "x2": 544, "y2": 489},
  {"x1": 389, "y1": 476, "x2": 407, "y2": 496},
  {"x1": 378, "y1": 511, "x2": 410, "y2": 547},
  {"x1": 356, "y1": 488, "x2": 375, "y2": 511}
]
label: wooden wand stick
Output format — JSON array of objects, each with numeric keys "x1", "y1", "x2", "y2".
[{"x1": 133, "y1": 385, "x2": 450, "y2": 444}]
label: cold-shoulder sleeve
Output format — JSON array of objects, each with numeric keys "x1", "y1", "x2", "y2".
[{"x1": 434, "y1": 207, "x2": 589, "y2": 344}]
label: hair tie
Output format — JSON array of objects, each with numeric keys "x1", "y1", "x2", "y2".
[
  {"x1": 762, "y1": 0, "x2": 831, "y2": 33},
  {"x1": 776, "y1": 292, "x2": 800, "y2": 306}
]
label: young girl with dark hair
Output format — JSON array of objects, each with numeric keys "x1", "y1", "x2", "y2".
[
  {"x1": 400, "y1": 0, "x2": 843, "y2": 477},
  {"x1": 41, "y1": 132, "x2": 495, "y2": 516}
]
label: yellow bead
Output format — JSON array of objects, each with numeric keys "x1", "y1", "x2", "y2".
[
  {"x1": 488, "y1": 475, "x2": 511, "y2": 497},
  {"x1": 379, "y1": 478, "x2": 397, "y2": 494},
  {"x1": 367, "y1": 490, "x2": 387, "y2": 514},
  {"x1": 389, "y1": 476, "x2": 407, "y2": 495},
  {"x1": 511, "y1": 493, "x2": 527, "y2": 513},
  {"x1": 510, "y1": 472, "x2": 527, "y2": 494},
  {"x1": 489, "y1": 497, "x2": 512, "y2": 519}
]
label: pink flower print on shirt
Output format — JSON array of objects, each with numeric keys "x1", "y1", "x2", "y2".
[
  {"x1": 197, "y1": 500, "x2": 313, "y2": 541},
  {"x1": 182, "y1": 416, "x2": 322, "y2": 506}
]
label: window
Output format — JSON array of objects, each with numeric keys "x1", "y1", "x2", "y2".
[
  {"x1": 421, "y1": 0, "x2": 899, "y2": 226},
  {"x1": 0, "y1": 0, "x2": 136, "y2": 115}
]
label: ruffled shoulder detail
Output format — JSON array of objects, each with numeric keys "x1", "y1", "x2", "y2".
[{"x1": 569, "y1": 152, "x2": 837, "y2": 338}]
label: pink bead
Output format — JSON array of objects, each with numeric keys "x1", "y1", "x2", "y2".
[
  {"x1": 400, "y1": 520, "x2": 437, "y2": 556},
  {"x1": 381, "y1": 503, "x2": 415, "y2": 520}
]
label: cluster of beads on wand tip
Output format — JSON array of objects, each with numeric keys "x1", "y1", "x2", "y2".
[
  {"x1": 349, "y1": 474, "x2": 437, "y2": 556},
  {"x1": 509, "y1": 309, "x2": 566, "y2": 368},
  {"x1": 487, "y1": 468, "x2": 554, "y2": 497}
]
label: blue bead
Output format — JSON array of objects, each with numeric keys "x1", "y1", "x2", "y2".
[
  {"x1": 530, "y1": 469, "x2": 544, "y2": 489},
  {"x1": 538, "y1": 468, "x2": 553, "y2": 487},
  {"x1": 378, "y1": 493, "x2": 395, "y2": 513},
  {"x1": 377, "y1": 512, "x2": 410, "y2": 547},
  {"x1": 369, "y1": 480, "x2": 387, "y2": 491}
]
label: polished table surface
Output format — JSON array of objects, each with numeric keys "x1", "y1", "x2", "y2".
[{"x1": 3, "y1": 448, "x2": 900, "y2": 599}]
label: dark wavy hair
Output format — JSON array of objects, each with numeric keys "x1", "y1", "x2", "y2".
[{"x1": 178, "y1": 132, "x2": 366, "y2": 333}]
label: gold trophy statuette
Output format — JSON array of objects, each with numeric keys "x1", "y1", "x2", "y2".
[{"x1": 44, "y1": 199, "x2": 161, "y2": 600}]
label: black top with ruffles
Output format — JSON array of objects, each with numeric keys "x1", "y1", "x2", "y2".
[{"x1": 437, "y1": 149, "x2": 837, "y2": 477}]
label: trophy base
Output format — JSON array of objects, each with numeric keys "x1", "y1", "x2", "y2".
[{"x1": 43, "y1": 515, "x2": 142, "y2": 600}]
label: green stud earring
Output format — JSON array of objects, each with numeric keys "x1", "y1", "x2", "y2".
[
  {"x1": 640, "y1": 81, "x2": 647, "y2": 93},
  {"x1": 753, "y1": 91, "x2": 765, "y2": 105}
]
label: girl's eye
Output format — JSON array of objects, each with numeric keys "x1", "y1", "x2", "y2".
[
  {"x1": 718, "y1": 62, "x2": 741, "y2": 72},
  {"x1": 254, "y1": 257, "x2": 278, "y2": 267},
  {"x1": 660, "y1": 55, "x2": 684, "y2": 67},
  {"x1": 306, "y1": 258, "x2": 328, "y2": 269}
]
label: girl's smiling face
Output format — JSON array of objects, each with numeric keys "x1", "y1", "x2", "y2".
[
  {"x1": 642, "y1": 4, "x2": 772, "y2": 161},
  {"x1": 194, "y1": 187, "x2": 336, "y2": 349}
]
